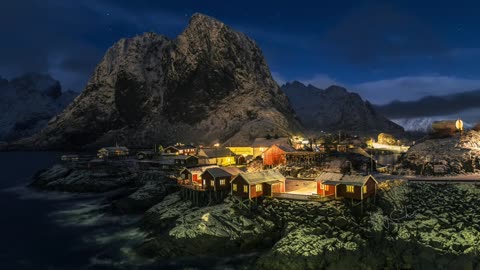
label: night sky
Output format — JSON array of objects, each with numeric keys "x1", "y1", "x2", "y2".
[{"x1": 2, "y1": 0, "x2": 480, "y2": 105}]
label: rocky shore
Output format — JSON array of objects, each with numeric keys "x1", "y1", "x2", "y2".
[
  {"x1": 30, "y1": 163, "x2": 480, "y2": 269},
  {"x1": 398, "y1": 130, "x2": 480, "y2": 175}
]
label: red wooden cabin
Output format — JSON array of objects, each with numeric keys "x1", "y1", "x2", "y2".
[
  {"x1": 316, "y1": 172, "x2": 378, "y2": 200},
  {"x1": 263, "y1": 144, "x2": 296, "y2": 166},
  {"x1": 231, "y1": 170, "x2": 286, "y2": 200}
]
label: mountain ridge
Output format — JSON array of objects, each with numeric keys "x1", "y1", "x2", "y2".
[{"x1": 282, "y1": 81, "x2": 404, "y2": 136}]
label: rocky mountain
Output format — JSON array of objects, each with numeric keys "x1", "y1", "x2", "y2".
[
  {"x1": 281, "y1": 81, "x2": 404, "y2": 135},
  {"x1": 10, "y1": 14, "x2": 301, "y2": 150},
  {"x1": 0, "y1": 73, "x2": 77, "y2": 142}
]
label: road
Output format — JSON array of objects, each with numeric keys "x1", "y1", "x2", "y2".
[{"x1": 374, "y1": 173, "x2": 480, "y2": 184}]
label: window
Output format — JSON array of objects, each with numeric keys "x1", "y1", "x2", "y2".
[
  {"x1": 256, "y1": 184, "x2": 262, "y2": 192},
  {"x1": 243, "y1": 185, "x2": 248, "y2": 193},
  {"x1": 203, "y1": 180, "x2": 206, "y2": 185},
  {"x1": 346, "y1": 185, "x2": 354, "y2": 193},
  {"x1": 233, "y1": 184, "x2": 237, "y2": 191},
  {"x1": 363, "y1": 185, "x2": 367, "y2": 194},
  {"x1": 320, "y1": 184, "x2": 324, "y2": 190},
  {"x1": 211, "y1": 180, "x2": 215, "y2": 187},
  {"x1": 325, "y1": 185, "x2": 329, "y2": 191},
  {"x1": 220, "y1": 179, "x2": 226, "y2": 185}
]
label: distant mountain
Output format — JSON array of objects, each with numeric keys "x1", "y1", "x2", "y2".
[
  {"x1": 281, "y1": 81, "x2": 404, "y2": 135},
  {"x1": 9, "y1": 14, "x2": 301, "y2": 150},
  {"x1": 0, "y1": 73, "x2": 77, "y2": 142},
  {"x1": 375, "y1": 90, "x2": 480, "y2": 119}
]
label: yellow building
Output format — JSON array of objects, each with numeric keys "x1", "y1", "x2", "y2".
[
  {"x1": 197, "y1": 148, "x2": 236, "y2": 166},
  {"x1": 226, "y1": 146, "x2": 254, "y2": 156}
]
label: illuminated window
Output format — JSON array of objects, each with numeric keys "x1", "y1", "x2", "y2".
[
  {"x1": 320, "y1": 184, "x2": 324, "y2": 190},
  {"x1": 325, "y1": 185, "x2": 329, "y2": 191},
  {"x1": 220, "y1": 179, "x2": 226, "y2": 185},
  {"x1": 346, "y1": 185, "x2": 354, "y2": 193},
  {"x1": 203, "y1": 180, "x2": 206, "y2": 185},
  {"x1": 233, "y1": 184, "x2": 237, "y2": 191},
  {"x1": 256, "y1": 184, "x2": 262, "y2": 192},
  {"x1": 211, "y1": 180, "x2": 214, "y2": 186},
  {"x1": 363, "y1": 186, "x2": 367, "y2": 194},
  {"x1": 243, "y1": 186, "x2": 248, "y2": 193}
]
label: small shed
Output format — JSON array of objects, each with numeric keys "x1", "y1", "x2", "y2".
[
  {"x1": 201, "y1": 167, "x2": 242, "y2": 191},
  {"x1": 231, "y1": 170, "x2": 286, "y2": 200},
  {"x1": 316, "y1": 172, "x2": 378, "y2": 200}
]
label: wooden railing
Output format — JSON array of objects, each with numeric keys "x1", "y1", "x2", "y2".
[{"x1": 272, "y1": 193, "x2": 334, "y2": 202}]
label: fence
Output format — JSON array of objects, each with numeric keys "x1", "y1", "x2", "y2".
[{"x1": 273, "y1": 192, "x2": 333, "y2": 202}]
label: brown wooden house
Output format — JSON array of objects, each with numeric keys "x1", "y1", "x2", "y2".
[
  {"x1": 231, "y1": 170, "x2": 286, "y2": 200},
  {"x1": 201, "y1": 167, "x2": 242, "y2": 191},
  {"x1": 316, "y1": 172, "x2": 378, "y2": 200}
]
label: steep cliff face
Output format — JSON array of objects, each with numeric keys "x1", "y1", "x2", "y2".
[
  {"x1": 0, "y1": 73, "x2": 76, "y2": 142},
  {"x1": 282, "y1": 81, "x2": 404, "y2": 135},
  {"x1": 12, "y1": 14, "x2": 301, "y2": 150}
]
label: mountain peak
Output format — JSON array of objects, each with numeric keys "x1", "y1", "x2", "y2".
[{"x1": 187, "y1": 13, "x2": 225, "y2": 32}]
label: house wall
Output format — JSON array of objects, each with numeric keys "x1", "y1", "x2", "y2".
[
  {"x1": 263, "y1": 146, "x2": 287, "y2": 166},
  {"x1": 317, "y1": 182, "x2": 336, "y2": 196},
  {"x1": 249, "y1": 184, "x2": 264, "y2": 199},
  {"x1": 202, "y1": 172, "x2": 214, "y2": 190},
  {"x1": 231, "y1": 176, "x2": 250, "y2": 198},
  {"x1": 337, "y1": 184, "x2": 361, "y2": 200},
  {"x1": 202, "y1": 173, "x2": 232, "y2": 191},
  {"x1": 227, "y1": 147, "x2": 253, "y2": 156},
  {"x1": 363, "y1": 177, "x2": 377, "y2": 199}
]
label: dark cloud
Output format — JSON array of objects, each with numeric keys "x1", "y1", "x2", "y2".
[
  {"x1": 323, "y1": 3, "x2": 448, "y2": 66},
  {"x1": 0, "y1": 0, "x2": 187, "y2": 91},
  {"x1": 375, "y1": 90, "x2": 480, "y2": 119}
]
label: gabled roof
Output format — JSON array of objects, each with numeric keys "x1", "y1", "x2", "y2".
[
  {"x1": 180, "y1": 165, "x2": 218, "y2": 174},
  {"x1": 316, "y1": 172, "x2": 377, "y2": 187},
  {"x1": 220, "y1": 166, "x2": 243, "y2": 176},
  {"x1": 233, "y1": 170, "x2": 286, "y2": 185},
  {"x1": 252, "y1": 137, "x2": 290, "y2": 147},
  {"x1": 203, "y1": 168, "x2": 234, "y2": 178},
  {"x1": 274, "y1": 144, "x2": 297, "y2": 152},
  {"x1": 198, "y1": 148, "x2": 233, "y2": 158}
]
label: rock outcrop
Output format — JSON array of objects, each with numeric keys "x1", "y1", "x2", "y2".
[
  {"x1": 11, "y1": 13, "x2": 301, "y2": 150},
  {"x1": 0, "y1": 73, "x2": 77, "y2": 142},
  {"x1": 399, "y1": 130, "x2": 480, "y2": 175},
  {"x1": 281, "y1": 81, "x2": 403, "y2": 135},
  {"x1": 31, "y1": 163, "x2": 136, "y2": 192}
]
